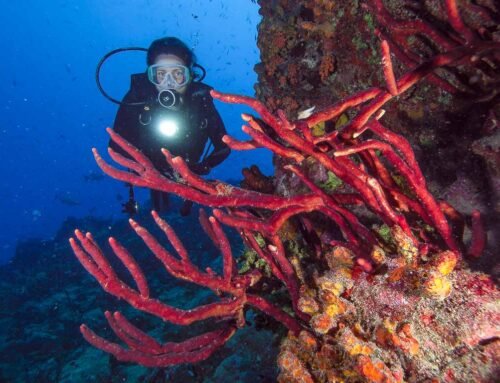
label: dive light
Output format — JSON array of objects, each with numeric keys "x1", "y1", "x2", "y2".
[{"x1": 157, "y1": 118, "x2": 180, "y2": 137}]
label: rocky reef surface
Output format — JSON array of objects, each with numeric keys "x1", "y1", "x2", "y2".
[{"x1": 0, "y1": 201, "x2": 281, "y2": 382}]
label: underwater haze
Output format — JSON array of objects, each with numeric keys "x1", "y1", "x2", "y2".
[{"x1": 0, "y1": 0, "x2": 269, "y2": 264}]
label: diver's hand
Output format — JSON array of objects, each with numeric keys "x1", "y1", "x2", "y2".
[{"x1": 189, "y1": 162, "x2": 210, "y2": 176}]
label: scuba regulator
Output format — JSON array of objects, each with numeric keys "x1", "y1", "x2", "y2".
[{"x1": 95, "y1": 47, "x2": 206, "y2": 106}]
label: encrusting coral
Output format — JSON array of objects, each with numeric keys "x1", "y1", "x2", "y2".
[{"x1": 70, "y1": 0, "x2": 499, "y2": 381}]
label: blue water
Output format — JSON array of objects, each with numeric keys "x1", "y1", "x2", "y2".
[{"x1": 0, "y1": 0, "x2": 271, "y2": 264}]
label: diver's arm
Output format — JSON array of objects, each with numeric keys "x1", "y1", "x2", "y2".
[
  {"x1": 199, "y1": 98, "x2": 230, "y2": 170},
  {"x1": 108, "y1": 74, "x2": 146, "y2": 157},
  {"x1": 109, "y1": 90, "x2": 141, "y2": 158}
]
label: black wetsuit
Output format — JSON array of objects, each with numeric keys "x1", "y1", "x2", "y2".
[{"x1": 111, "y1": 73, "x2": 230, "y2": 211}]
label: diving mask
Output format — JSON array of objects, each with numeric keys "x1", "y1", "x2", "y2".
[{"x1": 147, "y1": 63, "x2": 191, "y2": 89}]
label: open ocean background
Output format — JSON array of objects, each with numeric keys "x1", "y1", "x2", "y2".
[{"x1": 0, "y1": 0, "x2": 271, "y2": 264}]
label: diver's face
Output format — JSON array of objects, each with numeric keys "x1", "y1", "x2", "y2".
[{"x1": 153, "y1": 54, "x2": 189, "y2": 94}]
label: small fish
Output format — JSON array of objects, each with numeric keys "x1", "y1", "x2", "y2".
[
  {"x1": 83, "y1": 170, "x2": 105, "y2": 182},
  {"x1": 54, "y1": 192, "x2": 81, "y2": 206},
  {"x1": 32, "y1": 209, "x2": 42, "y2": 221},
  {"x1": 297, "y1": 106, "x2": 316, "y2": 120}
]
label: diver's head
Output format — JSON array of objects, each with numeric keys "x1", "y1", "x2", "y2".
[
  {"x1": 148, "y1": 54, "x2": 190, "y2": 94},
  {"x1": 147, "y1": 37, "x2": 194, "y2": 94}
]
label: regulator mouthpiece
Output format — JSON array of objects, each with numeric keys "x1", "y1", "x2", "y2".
[{"x1": 158, "y1": 89, "x2": 182, "y2": 109}]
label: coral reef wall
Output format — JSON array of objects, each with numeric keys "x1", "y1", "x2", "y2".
[
  {"x1": 251, "y1": 1, "x2": 499, "y2": 382},
  {"x1": 256, "y1": 0, "x2": 378, "y2": 114},
  {"x1": 255, "y1": 0, "x2": 499, "y2": 243}
]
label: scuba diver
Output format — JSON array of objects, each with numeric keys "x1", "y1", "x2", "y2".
[{"x1": 99, "y1": 37, "x2": 230, "y2": 215}]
